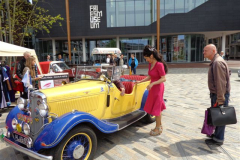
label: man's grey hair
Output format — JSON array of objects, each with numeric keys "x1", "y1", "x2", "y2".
[
  {"x1": 23, "y1": 51, "x2": 31, "y2": 56},
  {"x1": 221, "y1": 51, "x2": 224, "y2": 53}
]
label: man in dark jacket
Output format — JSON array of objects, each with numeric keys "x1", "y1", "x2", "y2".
[{"x1": 16, "y1": 51, "x2": 31, "y2": 79}]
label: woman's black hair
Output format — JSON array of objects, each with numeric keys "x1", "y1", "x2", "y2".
[{"x1": 143, "y1": 45, "x2": 168, "y2": 74}]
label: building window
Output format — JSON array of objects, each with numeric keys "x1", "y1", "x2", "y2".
[{"x1": 107, "y1": 0, "x2": 208, "y2": 27}]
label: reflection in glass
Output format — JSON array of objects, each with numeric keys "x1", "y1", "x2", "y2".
[
  {"x1": 165, "y1": 0, "x2": 174, "y2": 15},
  {"x1": 135, "y1": 0, "x2": 145, "y2": 26},
  {"x1": 145, "y1": 0, "x2": 151, "y2": 25},
  {"x1": 116, "y1": 1, "x2": 125, "y2": 27},
  {"x1": 175, "y1": 0, "x2": 185, "y2": 13},
  {"x1": 126, "y1": 1, "x2": 135, "y2": 26},
  {"x1": 106, "y1": 1, "x2": 116, "y2": 27}
]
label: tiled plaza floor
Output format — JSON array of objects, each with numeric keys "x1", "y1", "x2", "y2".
[{"x1": 0, "y1": 67, "x2": 239, "y2": 160}]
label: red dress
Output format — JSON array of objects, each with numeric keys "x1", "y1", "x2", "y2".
[{"x1": 144, "y1": 62, "x2": 166, "y2": 116}]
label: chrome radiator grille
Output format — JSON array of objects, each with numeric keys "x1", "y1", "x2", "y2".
[{"x1": 29, "y1": 92, "x2": 45, "y2": 141}]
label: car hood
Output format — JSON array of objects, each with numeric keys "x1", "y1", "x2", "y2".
[{"x1": 40, "y1": 80, "x2": 107, "y2": 103}]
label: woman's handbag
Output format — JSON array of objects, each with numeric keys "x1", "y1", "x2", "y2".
[
  {"x1": 207, "y1": 106, "x2": 237, "y2": 126},
  {"x1": 201, "y1": 110, "x2": 215, "y2": 136}
]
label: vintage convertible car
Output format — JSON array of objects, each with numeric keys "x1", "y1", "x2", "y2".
[{"x1": 1, "y1": 66, "x2": 155, "y2": 160}]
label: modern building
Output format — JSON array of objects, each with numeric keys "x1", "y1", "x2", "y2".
[{"x1": 35, "y1": 0, "x2": 240, "y2": 64}]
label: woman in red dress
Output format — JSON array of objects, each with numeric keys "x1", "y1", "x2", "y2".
[{"x1": 137, "y1": 45, "x2": 168, "y2": 136}]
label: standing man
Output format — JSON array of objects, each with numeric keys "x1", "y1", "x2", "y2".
[
  {"x1": 128, "y1": 53, "x2": 138, "y2": 74},
  {"x1": 220, "y1": 51, "x2": 224, "y2": 57},
  {"x1": 16, "y1": 51, "x2": 31, "y2": 98},
  {"x1": 203, "y1": 44, "x2": 231, "y2": 145},
  {"x1": 225, "y1": 52, "x2": 229, "y2": 61},
  {"x1": 106, "y1": 55, "x2": 111, "y2": 64},
  {"x1": 114, "y1": 54, "x2": 120, "y2": 66},
  {"x1": 119, "y1": 54, "x2": 125, "y2": 75},
  {"x1": 57, "y1": 54, "x2": 64, "y2": 61},
  {"x1": 16, "y1": 51, "x2": 31, "y2": 80},
  {"x1": 47, "y1": 55, "x2": 51, "y2": 61}
]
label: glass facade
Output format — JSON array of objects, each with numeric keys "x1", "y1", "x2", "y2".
[
  {"x1": 35, "y1": 39, "x2": 116, "y2": 64},
  {"x1": 120, "y1": 37, "x2": 152, "y2": 63},
  {"x1": 160, "y1": 34, "x2": 204, "y2": 62},
  {"x1": 107, "y1": 0, "x2": 208, "y2": 27}
]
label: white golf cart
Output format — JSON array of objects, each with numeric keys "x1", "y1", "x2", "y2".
[{"x1": 91, "y1": 48, "x2": 122, "y2": 66}]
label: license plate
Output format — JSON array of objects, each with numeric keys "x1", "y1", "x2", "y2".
[{"x1": 13, "y1": 132, "x2": 30, "y2": 146}]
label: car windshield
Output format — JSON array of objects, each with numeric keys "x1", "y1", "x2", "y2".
[
  {"x1": 75, "y1": 66, "x2": 122, "y2": 81},
  {"x1": 52, "y1": 62, "x2": 71, "y2": 71}
]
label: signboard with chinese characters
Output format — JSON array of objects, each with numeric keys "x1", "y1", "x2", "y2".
[{"x1": 90, "y1": 5, "x2": 102, "y2": 29}]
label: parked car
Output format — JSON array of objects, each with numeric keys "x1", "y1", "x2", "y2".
[
  {"x1": 1, "y1": 66, "x2": 154, "y2": 160},
  {"x1": 10, "y1": 61, "x2": 72, "y2": 91},
  {"x1": 39, "y1": 61, "x2": 75, "y2": 81}
]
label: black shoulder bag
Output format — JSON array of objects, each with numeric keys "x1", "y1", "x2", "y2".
[{"x1": 207, "y1": 64, "x2": 237, "y2": 126}]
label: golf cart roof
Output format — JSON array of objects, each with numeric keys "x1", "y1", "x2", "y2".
[{"x1": 92, "y1": 48, "x2": 121, "y2": 55}]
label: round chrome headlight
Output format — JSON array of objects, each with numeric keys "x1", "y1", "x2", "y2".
[
  {"x1": 23, "y1": 123, "x2": 30, "y2": 135},
  {"x1": 17, "y1": 97, "x2": 27, "y2": 110},
  {"x1": 12, "y1": 118, "x2": 18, "y2": 130},
  {"x1": 38, "y1": 103, "x2": 48, "y2": 117}
]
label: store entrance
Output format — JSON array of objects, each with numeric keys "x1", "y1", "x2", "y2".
[{"x1": 127, "y1": 50, "x2": 145, "y2": 64}]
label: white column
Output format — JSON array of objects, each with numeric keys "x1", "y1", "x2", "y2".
[
  {"x1": 82, "y1": 38, "x2": 86, "y2": 62},
  {"x1": 221, "y1": 33, "x2": 226, "y2": 57},
  {"x1": 205, "y1": 37, "x2": 209, "y2": 61},
  {"x1": 151, "y1": 35, "x2": 155, "y2": 47},
  {"x1": 116, "y1": 36, "x2": 120, "y2": 49},
  {"x1": 52, "y1": 39, "x2": 56, "y2": 61}
]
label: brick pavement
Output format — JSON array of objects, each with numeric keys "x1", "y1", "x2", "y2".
[{"x1": 0, "y1": 67, "x2": 239, "y2": 160}]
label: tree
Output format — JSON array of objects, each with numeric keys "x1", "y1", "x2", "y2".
[{"x1": 0, "y1": 0, "x2": 64, "y2": 46}]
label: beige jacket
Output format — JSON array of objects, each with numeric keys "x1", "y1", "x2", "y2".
[{"x1": 208, "y1": 54, "x2": 231, "y2": 104}]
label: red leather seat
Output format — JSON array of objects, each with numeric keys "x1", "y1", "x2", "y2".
[
  {"x1": 121, "y1": 75, "x2": 147, "y2": 81},
  {"x1": 122, "y1": 81, "x2": 134, "y2": 94}
]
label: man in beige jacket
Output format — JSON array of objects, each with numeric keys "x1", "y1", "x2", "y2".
[{"x1": 203, "y1": 44, "x2": 231, "y2": 145}]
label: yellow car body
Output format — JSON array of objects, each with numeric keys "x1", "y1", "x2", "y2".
[{"x1": 41, "y1": 79, "x2": 149, "y2": 120}]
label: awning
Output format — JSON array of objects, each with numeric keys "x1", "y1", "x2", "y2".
[{"x1": 0, "y1": 41, "x2": 42, "y2": 74}]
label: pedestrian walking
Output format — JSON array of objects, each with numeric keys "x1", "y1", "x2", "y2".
[
  {"x1": 220, "y1": 51, "x2": 224, "y2": 57},
  {"x1": 203, "y1": 44, "x2": 231, "y2": 145},
  {"x1": 106, "y1": 55, "x2": 111, "y2": 64},
  {"x1": 57, "y1": 55, "x2": 64, "y2": 61},
  {"x1": 110, "y1": 54, "x2": 115, "y2": 65},
  {"x1": 225, "y1": 52, "x2": 229, "y2": 61},
  {"x1": 47, "y1": 55, "x2": 51, "y2": 61},
  {"x1": 114, "y1": 54, "x2": 120, "y2": 66},
  {"x1": 119, "y1": 54, "x2": 125, "y2": 75},
  {"x1": 136, "y1": 45, "x2": 168, "y2": 136},
  {"x1": 128, "y1": 54, "x2": 138, "y2": 74}
]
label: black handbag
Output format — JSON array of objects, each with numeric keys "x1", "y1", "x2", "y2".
[{"x1": 207, "y1": 106, "x2": 237, "y2": 126}]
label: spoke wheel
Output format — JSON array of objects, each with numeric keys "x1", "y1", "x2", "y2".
[{"x1": 53, "y1": 125, "x2": 97, "y2": 160}]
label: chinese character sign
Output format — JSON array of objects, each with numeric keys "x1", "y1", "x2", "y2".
[{"x1": 90, "y1": 5, "x2": 102, "y2": 29}]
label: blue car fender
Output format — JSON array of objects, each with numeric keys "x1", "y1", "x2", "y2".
[{"x1": 34, "y1": 112, "x2": 118, "y2": 151}]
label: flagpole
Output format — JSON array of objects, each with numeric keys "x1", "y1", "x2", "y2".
[
  {"x1": 65, "y1": 0, "x2": 71, "y2": 62},
  {"x1": 157, "y1": 0, "x2": 160, "y2": 53}
]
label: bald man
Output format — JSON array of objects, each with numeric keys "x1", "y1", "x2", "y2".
[
  {"x1": 16, "y1": 51, "x2": 31, "y2": 79},
  {"x1": 203, "y1": 44, "x2": 231, "y2": 145}
]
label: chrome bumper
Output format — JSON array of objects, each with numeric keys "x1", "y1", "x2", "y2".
[{"x1": 3, "y1": 137, "x2": 53, "y2": 160}]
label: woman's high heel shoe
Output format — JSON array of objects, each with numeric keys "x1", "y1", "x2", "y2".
[{"x1": 150, "y1": 126, "x2": 163, "y2": 136}]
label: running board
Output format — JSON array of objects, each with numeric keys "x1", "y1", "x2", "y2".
[{"x1": 104, "y1": 110, "x2": 146, "y2": 130}]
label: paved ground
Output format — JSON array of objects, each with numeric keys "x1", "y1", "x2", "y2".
[{"x1": 0, "y1": 64, "x2": 239, "y2": 160}]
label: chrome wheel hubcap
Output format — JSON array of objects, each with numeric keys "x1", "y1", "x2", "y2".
[{"x1": 73, "y1": 145, "x2": 85, "y2": 159}]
